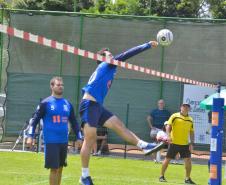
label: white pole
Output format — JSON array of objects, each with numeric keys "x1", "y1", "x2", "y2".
[
  {"x1": 38, "y1": 131, "x2": 43, "y2": 152},
  {"x1": 22, "y1": 130, "x2": 25, "y2": 151}
]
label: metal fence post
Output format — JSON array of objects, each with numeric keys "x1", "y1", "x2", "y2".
[
  {"x1": 124, "y1": 103, "x2": 130, "y2": 159},
  {"x1": 75, "y1": 15, "x2": 84, "y2": 116}
]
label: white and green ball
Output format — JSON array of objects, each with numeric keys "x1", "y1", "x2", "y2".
[{"x1": 157, "y1": 29, "x2": 173, "y2": 46}]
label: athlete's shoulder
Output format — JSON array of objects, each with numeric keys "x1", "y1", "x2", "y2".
[
  {"x1": 41, "y1": 96, "x2": 53, "y2": 103},
  {"x1": 171, "y1": 112, "x2": 180, "y2": 118},
  {"x1": 62, "y1": 98, "x2": 71, "y2": 105}
]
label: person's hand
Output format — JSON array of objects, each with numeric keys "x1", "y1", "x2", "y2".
[
  {"x1": 149, "y1": 41, "x2": 158, "y2": 48},
  {"x1": 26, "y1": 137, "x2": 33, "y2": 148},
  {"x1": 166, "y1": 135, "x2": 172, "y2": 144},
  {"x1": 77, "y1": 139, "x2": 83, "y2": 148}
]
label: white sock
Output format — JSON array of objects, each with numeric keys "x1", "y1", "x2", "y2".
[
  {"x1": 137, "y1": 140, "x2": 148, "y2": 149},
  {"x1": 82, "y1": 168, "x2": 89, "y2": 178}
]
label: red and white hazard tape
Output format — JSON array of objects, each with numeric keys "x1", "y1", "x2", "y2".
[{"x1": 0, "y1": 24, "x2": 215, "y2": 88}]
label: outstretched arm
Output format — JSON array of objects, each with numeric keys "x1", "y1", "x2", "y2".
[{"x1": 114, "y1": 41, "x2": 158, "y2": 61}]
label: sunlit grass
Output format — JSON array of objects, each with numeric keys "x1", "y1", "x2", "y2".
[{"x1": 0, "y1": 151, "x2": 225, "y2": 185}]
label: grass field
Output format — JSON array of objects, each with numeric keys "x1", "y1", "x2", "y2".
[{"x1": 0, "y1": 151, "x2": 225, "y2": 185}]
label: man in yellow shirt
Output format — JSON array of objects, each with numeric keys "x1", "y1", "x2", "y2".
[{"x1": 159, "y1": 103, "x2": 196, "y2": 184}]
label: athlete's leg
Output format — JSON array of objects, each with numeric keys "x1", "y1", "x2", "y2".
[
  {"x1": 49, "y1": 167, "x2": 63, "y2": 185},
  {"x1": 49, "y1": 168, "x2": 58, "y2": 185},
  {"x1": 160, "y1": 144, "x2": 178, "y2": 178},
  {"x1": 79, "y1": 100, "x2": 100, "y2": 184},
  {"x1": 184, "y1": 157, "x2": 192, "y2": 179},
  {"x1": 103, "y1": 115, "x2": 161, "y2": 155},
  {"x1": 57, "y1": 167, "x2": 63, "y2": 185},
  {"x1": 160, "y1": 157, "x2": 171, "y2": 177},
  {"x1": 180, "y1": 145, "x2": 192, "y2": 179},
  {"x1": 80, "y1": 124, "x2": 97, "y2": 169},
  {"x1": 79, "y1": 124, "x2": 96, "y2": 185},
  {"x1": 103, "y1": 115, "x2": 139, "y2": 145}
]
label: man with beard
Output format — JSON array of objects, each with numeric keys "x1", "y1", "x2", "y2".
[{"x1": 28, "y1": 76, "x2": 82, "y2": 185}]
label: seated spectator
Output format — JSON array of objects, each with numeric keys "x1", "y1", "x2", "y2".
[
  {"x1": 147, "y1": 99, "x2": 170, "y2": 161},
  {"x1": 147, "y1": 99, "x2": 170, "y2": 141},
  {"x1": 92, "y1": 126, "x2": 109, "y2": 156}
]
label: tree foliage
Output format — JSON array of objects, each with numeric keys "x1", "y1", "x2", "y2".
[
  {"x1": 207, "y1": 0, "x2": 226, "y2": 18},
  {"x1": 0, "y1": 0, "x2": 11, "y2": 8},
  {"x1": 9, "y1": 0, "x2": 226, "y2": 19},
  {"x1": 12, "y1": 0, "x2": 85, "y2": 12},
  {"x1": 82, "y1": 0, "x2": 203, "y2": 18}
]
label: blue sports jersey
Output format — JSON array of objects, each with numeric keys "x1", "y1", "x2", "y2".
[
  {"x1": 82, "y1": 42, "x2": 152, "y2": 104},
  {"x1": 30, "y1": 96, "x2": 82, "y2": 143}
]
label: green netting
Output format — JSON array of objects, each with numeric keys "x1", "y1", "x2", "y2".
[
  {"x1": 2, "y1": 10, "x2": 226, "y2": 148},
  {"x1": 8, "y1": 13, "x2": 81, "y2": 75},
  {"x1": 5, "y1": 73, "x2": 79, "y2": 136}
]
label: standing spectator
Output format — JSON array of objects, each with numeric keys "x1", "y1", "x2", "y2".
[
  {"x1": 159, "y1": 103, "x2": 196, "y2": 184},
  {"x1": 147, "y1": 99, "x2": 170, "y2": 140},
  {"x1": 27, "y1": 76, "x2": 83, "y2": 185}
]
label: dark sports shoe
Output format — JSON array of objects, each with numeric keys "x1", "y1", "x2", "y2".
[
  {"x1": 185, "y1": 178, "x2": 196, "y2": 184},
  {"x1": 144, "y1": 142, "x2": 166, "y2": 156},
  {"x1": 159, "y1": 176, "x2": 167, "y2": 182},
  {"x1": 79, "y1": 176, "x2": 94, "y2": 185}
]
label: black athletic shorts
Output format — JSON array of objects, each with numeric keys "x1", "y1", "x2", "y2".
[
  {"x1": 44, "y1": 143, "x2": 68, "y2": 169},
  {"x1": 166, "y1": 143, "x2": 191, "y2": 159}
]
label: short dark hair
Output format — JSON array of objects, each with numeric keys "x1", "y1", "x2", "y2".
[{"x1": 97, "y1": 48, "x2": 110, "y2": 64}]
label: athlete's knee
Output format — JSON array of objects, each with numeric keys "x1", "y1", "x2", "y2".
[
  {"x1": 184, "y1": 157, "x2": 191, "y2": 163},
  {"x1": 106, "y1": 116, "x2": 125, "y2": 129},
  {"x1": 50, "y1": 168, "x2": 58, "y2": 174},
  {"x1": 83, "y1": 124, "x2": 97, "y2": 137},
  {"x1": 83, "y1": 131, "x2": 97, "y2": 148}
]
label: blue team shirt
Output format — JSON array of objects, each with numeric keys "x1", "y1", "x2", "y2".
[
  {"x1": 150, "y1": 109, "x2": 170, "y2": 129},
  {"x1": 82, "y1": 42, "x2": 152, "y2": 104},
  {"x1": 30, "y1": 96, "x2": 81, "y2": 143}
]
